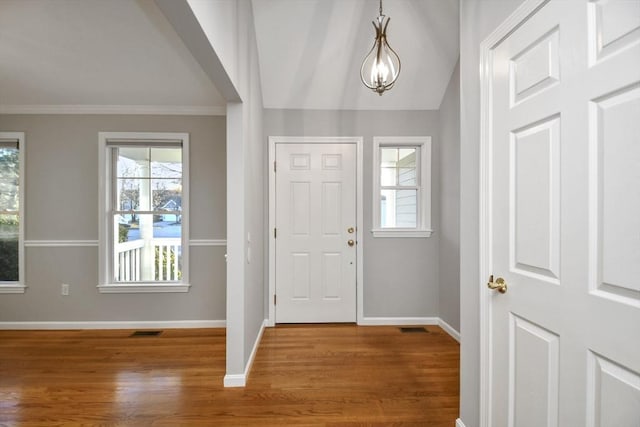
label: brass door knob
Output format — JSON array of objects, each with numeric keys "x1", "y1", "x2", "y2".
[
  {"x1": 487, "y1": 275, "x2": 507, "y2": 294},
  {"x1": 347, "y1": 227, "x2": 355, "y2": 234},
  {"x1": 347, "y1": 239, "x2": 355, "y2": 247}
]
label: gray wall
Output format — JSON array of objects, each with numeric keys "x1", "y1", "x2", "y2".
[
  {"x1": 459, "y1": 1, "x2": 525, "y2": 425},
  {"x1": 241, "y1": 0, "x2": 266, "y2": 367},
  {"x1": 0, "y1": 114, "x2": 227, "y2": 322},
  {"x1": 438, "y1": 60, "x2": 461, "y2": 332},
  {"x1": 264, "y1": 109, "x2": 441, "y2": 318}
]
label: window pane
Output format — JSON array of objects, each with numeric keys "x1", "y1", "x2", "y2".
[
  {"x1": 117, "y1": 147, "x2": 150, "y2": 178},
  {"x1": 398, "y1": 167, "x2": 417, "y2": 186},
  {"x1": 115, "y1": 147, "x2": 176, "y2": 213},
  {"x1": 113, "y1": 213, "x2": 182, "y2": 282},
  {"x1": 0, "y1": 214, "x2": 19, "y2": 281},
  {"x1": 0, "y1": 147, "x2": 19, "y2": 180},
  {"x1": 380, "y1": 189, "x2": 417, "y2": 228},
  {"x1": 151, "y1": 147, "x2": 182, "y2": 178},
  {"x1": 398, "y1": 148, "x2": 416, "y2": 167},
  {"x1": 380, "y1": 148, "x2": 398, "y2": 167},
  {"x1": 117, "y1": 178, "x2": 143, "y2": 211},
  {"x1": 395, "y1": 189, "x2": 418, "y2": 227},
  {"x1": 380, "y1": 167, "x2": 397, "y2": 186},
  {"x1": 0, "y1": 147, "x2": 19, "y2": 211},
  {"x1": 152, "y1": 178, "x2": 182, "y2": 212},
  {"x1": 379, "y1": 147, "x2": 418, "y2": 187}
]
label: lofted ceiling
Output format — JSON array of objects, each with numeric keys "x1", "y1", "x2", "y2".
[
  {"x1": 252, "y1": 0, "x2": 459, "y2": 110},
  {"x1": 0, "y1": 0, "x2": 459, "y2": 113},
  {"x1": 0, "y1": 0, "x2": 225, "y2": 113}
]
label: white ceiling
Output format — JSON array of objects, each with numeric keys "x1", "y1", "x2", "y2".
[
  {"x1": 0, "y1": 0, "x2": 459, "y2": 113},
  {"x1": 0, "y1": 0, "x2": 225, "y2": 112},
  {"x1": 252, "y1": 0, "x2": 459, "y2": 110}
]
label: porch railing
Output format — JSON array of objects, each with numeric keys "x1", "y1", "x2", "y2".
[{"x1": 115, "y1": 238, "x2": 181, "y2": 282}]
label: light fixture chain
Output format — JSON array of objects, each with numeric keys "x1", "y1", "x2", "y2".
[{"x1": 379, "y1": 0, "x2": 383, "y2": 16}]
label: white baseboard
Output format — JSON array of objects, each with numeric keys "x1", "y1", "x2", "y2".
[
  {"x1": 359, "y1": 316, "x2": 439, "y2": 326},
  {"x1": 438, "y1": 318, "x2": 461, "y2": 342},
  {"x1": 456, "y1": 418, "x2": 466, "y2": 427},
  {"x1": 0, "y1": 320, "x2": 226, "y2": 330},
  {"x1": 222, "y1": 374, "x2": 245, "y2": 387},
  {"x1": 224, "y1": 318, "x2": 267, "y2": 388},
  {"x1": 359, "y1": 316, "x2": 460, "y2": 342}
]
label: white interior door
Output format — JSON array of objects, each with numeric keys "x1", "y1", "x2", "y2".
[
  {"x1": 484, "y1": 0, "x2": 640, "y2": 426},
  {"x1": 275, "y1": 143, "x2": 357, "y2": 323}
]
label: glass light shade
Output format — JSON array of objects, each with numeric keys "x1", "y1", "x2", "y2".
[{"x1": 360, "y1": 14, "x2": 401, "y2": 95}]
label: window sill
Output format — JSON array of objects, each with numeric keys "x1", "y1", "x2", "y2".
[
  {"x1": 371, "y1": 229, "x2": 433, "y2": 238},
  {"x1": 97, "y1": 283, "x2": 191, "y2": 294},
  {"x1": 0, "y1": 284, "x2": 26, "y2": 294}
]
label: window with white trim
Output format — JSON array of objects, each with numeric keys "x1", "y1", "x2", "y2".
[
  {"x1": 0, "y1": 133, "x2": 25, "y2": 293},
  {"x1": 372, "y1": 136, "x2": 432, "y2": 237},
  {"x1": 98, "y1": 133, "x2": 190, "y2": 293}
]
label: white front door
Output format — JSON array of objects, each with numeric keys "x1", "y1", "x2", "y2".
[
  {"x1": 275, "y1": 142, "x2": 357, "y2": 323},
  {"x1": 484, "y1": 0, "x2": 640, "y2": 426}
]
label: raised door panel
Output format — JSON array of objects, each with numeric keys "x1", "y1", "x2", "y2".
[
  {"x1": 509, "y1": 315, "x2": 559, "y2": 427},
  {"x1": 589, "y1": 0, "x2": 640, "y2": 63},
  {"x1": 291, "y1": 253, "x2": 310, "y2": 300},
  {"x1": 587, "y1": 352, "x2": 640, "y2": 427},
  {"x1": 291, "y1": 181, "x2": 311, "y2": 236},
  {"x1": 321, "y1": 182, "x2": 342, "y2": 236},
  {"x1": 511, "y1": 116, "x2": 561, "y2": 283},
  {"x1": 510, "y1": 27, "x2": 560, "y2": 105},
  {"x1": 590, "y1": 84, "x2": 640, "y2": 305},
  {"x1": 321, "y1": 253, "x2": 341, "y2": 299}
]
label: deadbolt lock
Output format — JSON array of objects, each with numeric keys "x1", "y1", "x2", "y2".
[{"x1": 347, "y1": 227, "x2": 355, "y2": 233}]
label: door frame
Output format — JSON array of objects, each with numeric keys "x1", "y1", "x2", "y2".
[
  {"x1": 478, "y1": 0, "x2": 549, "y2": 426},
  {"x1": 267, "y1": 136, "x2": 364, "y2": 326}
]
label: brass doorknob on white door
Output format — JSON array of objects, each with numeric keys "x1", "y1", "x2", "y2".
[
  {"x1": 487, "y1": 275, "x2": 507, "y2": 294},
  {"x1": 347, "y1": 239, "x2": 355, "y2": 247},
  {"x1": 347, "y1": 227, "x2": 355, "y2": 233}
]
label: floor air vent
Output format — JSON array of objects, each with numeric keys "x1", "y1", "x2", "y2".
[
  {"x1": 130, "y1": 330, "x2": 163, "y2": 337},
  {"x1": 399, "y1": 327, "x2": 428, "y2": 333}
]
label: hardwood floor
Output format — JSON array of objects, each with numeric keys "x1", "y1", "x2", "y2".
[{"x1": 0, "y1": 325, "x2": 459, "y2": 426}]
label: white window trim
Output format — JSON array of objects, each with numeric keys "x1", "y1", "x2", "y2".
[
  {"x1": 372, "y1": 136, "x2": 432, "y2": 238},
  {"x1": 0, "y1": 132, "x2": 26, "y2": 294},
  {"x1": 98, "y1": 132, "x2": 190, "y2": 294}
]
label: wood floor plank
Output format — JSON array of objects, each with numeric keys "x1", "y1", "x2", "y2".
[{"x1": 0, "y1": 324, "x2": 459, "y2": 426}]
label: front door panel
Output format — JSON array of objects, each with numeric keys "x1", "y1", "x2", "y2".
[{"x1": 275, "y1": 143, "x2": 357, "y2": 323}]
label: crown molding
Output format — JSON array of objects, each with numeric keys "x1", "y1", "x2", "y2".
[{"x1": 0, "y1": 104, "x2": 226, "y2": 116}]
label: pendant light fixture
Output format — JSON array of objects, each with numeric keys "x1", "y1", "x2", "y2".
[{"x1": 360, "y1": 0, "x2": 401, "y2": 95}]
